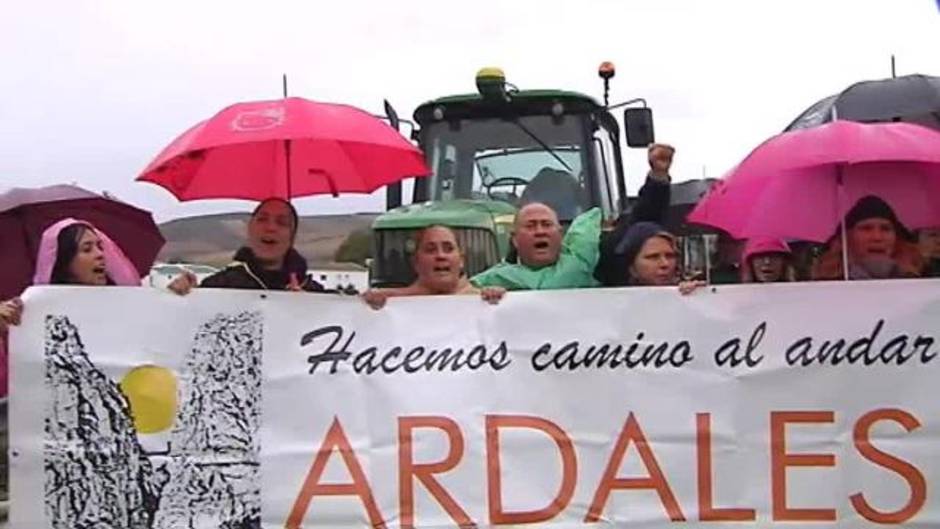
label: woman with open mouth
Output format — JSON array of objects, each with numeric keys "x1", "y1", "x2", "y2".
[
  {"x1": 361, "y1": 225, "x2": 505, "y2": 309},
  {"x1": 169, "y1": 198, "x2": 325, "y2": 294},
  {"x1": 0, "y1": 217, "x2": 143, "y2": 519},
  {"x1": 1, "y1": 218, "x2": 142, "y2": 394},
  {"x1": 813, "y1": 195, "x2": 923, "y2": 281},
  {"x1": 740, "y1": 238, "x2": 796, "y2": 283}
]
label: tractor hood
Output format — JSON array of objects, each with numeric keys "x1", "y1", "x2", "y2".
[{"x1": 373, "y1": 199, "x2": 516, "y2": 231}]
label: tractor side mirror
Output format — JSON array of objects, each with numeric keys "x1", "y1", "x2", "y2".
[
  {"x1": 385, "y1": 99, "x2": 404, "y2": 210},
  {"x1": 384, "y1": 99, "x2": 400, "y2": 131},
  {"x1": 624, "y1": 107, "x2": 655, "y2": 147}
]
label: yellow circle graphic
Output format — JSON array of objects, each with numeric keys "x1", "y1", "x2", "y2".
[{"x1": 119, "y1": 365, "x2": 179, "y2": 434}]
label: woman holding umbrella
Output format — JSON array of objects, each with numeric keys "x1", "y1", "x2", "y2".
[
  {"x1": 1, "y1": 218, "x2": 143, "y2": 394},
  {"x1": 142, "y1": 98, "x2": 431, "y2": 294},
  {"x1": 688, "y1": 120, "x2": 940, "y2": 282},
  {"x1": 169, "y1": 198, "x2": 325, "y2": 293},
  {"x1": 813, "y1": 196, "x2": 923, "y2": 280},
  {"x1": 1, "y1": 206, "x2": 159, "y2": 514}
]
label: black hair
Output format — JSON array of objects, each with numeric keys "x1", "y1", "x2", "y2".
[
  {"x1": 252, "y1": 198, "x2": 299, "y2": 239},
  {"x1": 49, "y1": 223, "x2": 92, "y2": 285}
]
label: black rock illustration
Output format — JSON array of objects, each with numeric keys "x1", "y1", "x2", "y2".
[
  {"x1": 153, "y1": 311, "x2": 262, "y2": 529},
  {"x1": 42, "y1": 309, "x2": 263, "y2": 529},
  {"x1": 44, "y1": 315, "x2": 165, "y2": 529}
]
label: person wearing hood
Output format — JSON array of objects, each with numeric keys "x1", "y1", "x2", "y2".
[
  {"x1": 916, "y1": 227, "x2": 940, "y2": 278},
  {"x1": 361, "y1": 225, "x2": 505, "y2": 309},
  {"x1": 813, "y1": 195, "x2": 922, "y2": 281},
  {"x1": 594, "y1": 221, "x2": 703, "y2": 294},
  {"x1": 471, "y1": 143, "x2": 675, "y2": 291},
  {"x1": 169, "y1": 198, "x2": 326, "y2": 293},
  {"x1": 740, "y1": 238, "x2": 796, "y2": 283},
  {"x1": 0, "y1": 218, "x2": 142, "y2": 513},
  {"x1": 1, "y1": 218, "x2": 142, "y2": 396}
]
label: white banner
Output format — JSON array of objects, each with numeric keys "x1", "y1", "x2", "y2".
[{"x1": 9, "y1": 281, "x2": 940, "y2": 528}]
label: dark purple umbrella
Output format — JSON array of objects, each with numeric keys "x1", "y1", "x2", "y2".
[{"x1": 0, "y1": 184, "x2": 165, "y2": 299}]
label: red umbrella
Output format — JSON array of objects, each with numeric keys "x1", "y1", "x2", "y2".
[
  {"x1": 0, "y1": 184, "x2": 165, "y2": 299},
  {"x1": 136, "y1": 97, "x2": 430, "y2": 200}
]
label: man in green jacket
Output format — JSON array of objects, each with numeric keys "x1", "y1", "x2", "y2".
[
  {"x1": 471, "y1": 202, "x2": 602, "y2": 290},
  {"x1": 471, "y1": 144, "x2": 675, "y2": 290}
]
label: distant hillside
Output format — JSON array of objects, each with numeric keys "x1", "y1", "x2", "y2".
[{"x1": 158, "y1": 212, "x2": 378, "y2": 267}]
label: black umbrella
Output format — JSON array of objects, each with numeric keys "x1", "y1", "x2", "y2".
[
  {"x1": 624, "y1": 178, "x2": 718, "y2": 235},
  {"x1": 785, "y1": 73, "x2": 940, "y2": 131}
]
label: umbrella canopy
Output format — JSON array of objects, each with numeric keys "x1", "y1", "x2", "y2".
[
  {"x1": 0, "y1": 184, "x2": 165, "y2": 299},
  {"x1": 687, "y1": 121, "x2": 940, "y2": 242},
  {"x1": 663, "y1": 178, "x2": 719, "y2": 234},
  {"x1": 624, "y1": 178, "x2": 718, "y2": 235},
  {"x1": 137, "y1": 97, "x2": 430, "y2": 201},
  {"x1": 786, "y1": 74, "x2": 940, "y2": 131}
]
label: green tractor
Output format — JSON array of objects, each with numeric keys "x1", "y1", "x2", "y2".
[{"x1": 371, "y1": 65, "x2": 655, "y2": 287}]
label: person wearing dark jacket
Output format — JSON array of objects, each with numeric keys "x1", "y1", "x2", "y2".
[
  {"x1": 812, "y1": 196, "x2": 922, "y2": 281},
  {"x1": 169, "y1": 198, "x2": 326, "y2": 293},
  {"x1": 917, "y1": 227, "x2": 940, "y2": 278},
  {"x1": 594, "y1": 144, "x2": 673, "y2": 287},
  {"x1": 594, "y1": 220, "x2": 704, "y2": 294},
  {"x1": 200, "y1": 246, "x2": 323, "y2": 291}
]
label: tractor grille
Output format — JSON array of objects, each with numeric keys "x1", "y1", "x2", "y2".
[{"x1": 372, "y1": 227, "x2": 500, "y2": 287}]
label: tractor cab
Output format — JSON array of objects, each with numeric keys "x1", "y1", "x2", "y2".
[{"x1": 371, "y1": 66, "x2": 654, "y2": 286}]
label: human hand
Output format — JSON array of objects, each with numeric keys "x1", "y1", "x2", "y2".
[
  {"x1": 480, "y1": 287, "x2": 506, "y2": 305},
  {"x1": 286, "y1": 273, "x2": 303, "y2": 292},
  {"x1": 167, "y1": 271, "x2": 198, "y2": 296},
  {"x1": 648, "y1": 143, "x2": 675, "y2": 178},
  {"x1": 0, "y1": 298, "x2": 24, "y2": 331},
  {"x1": 361, "y1": 289, "x2": 388, "y2": 310},
  {"x1": 678, "y1": 280, "x2": 707, "y2": 296}
]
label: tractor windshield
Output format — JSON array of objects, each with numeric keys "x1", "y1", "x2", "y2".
[{"x1": 421, "y1": 115, "x2": 593, "y2": 221}]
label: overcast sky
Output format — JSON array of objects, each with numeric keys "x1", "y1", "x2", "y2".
[{"x1": 2, "y1": 0, "x2": 939, "y2": 221}]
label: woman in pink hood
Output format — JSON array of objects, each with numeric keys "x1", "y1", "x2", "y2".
[
  {"x1": 0, "y1": 218, "x2": 140, "y2": 396},
  {"x1": 740, "y1": 237, "x2": 795, "y2": 283}
]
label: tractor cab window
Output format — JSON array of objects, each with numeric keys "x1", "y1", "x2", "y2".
[{"x1": 423, "y1": 115, "x2": 591, "y2": 222}]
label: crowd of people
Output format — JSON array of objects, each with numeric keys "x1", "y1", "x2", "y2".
[
  {"x1": 1, "y1": 144, "x2": 938, "y2": 365},
  {"x1": 716, "y1": 195, "x2": 938, "y2": 284},
  {"x1": 361, "y1": 144, "x2": 939, "y2": 308},
  {"x1": 1, "y1": 145, "x2": 937, "y2": 337},
  {"x1": 0, "y1": 143, "x2": 937, "y2": 517}
]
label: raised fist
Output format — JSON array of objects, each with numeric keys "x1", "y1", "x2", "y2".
[{"x1": 648, "y1": 143, "x2": 675, "y2": 177}]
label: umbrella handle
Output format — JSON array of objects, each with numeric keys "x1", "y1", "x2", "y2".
[
  {"x1": 284, "y1": 140, "x2": 293, "y2": 200},
  {"x1": 838, "y1": 167, "x2": 849, "y2": 281}
]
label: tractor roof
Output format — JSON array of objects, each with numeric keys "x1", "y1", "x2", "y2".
[{"x1": 414, "y1": 89, "x2": 603, "y2": 123}]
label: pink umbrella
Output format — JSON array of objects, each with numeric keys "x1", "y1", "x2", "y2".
[
  {"x1": 688, "y1": 120, "x2": 940, "y2": 243},
  {"x1": 137, "y1": 97, "x2": 430, "y2": 200}
]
